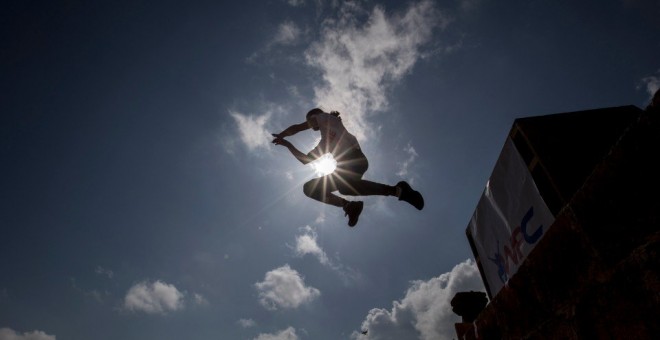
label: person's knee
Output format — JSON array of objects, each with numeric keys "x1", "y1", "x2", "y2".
[{"x1": 303, "y1": 180, "x2": 317, "y2": 198}]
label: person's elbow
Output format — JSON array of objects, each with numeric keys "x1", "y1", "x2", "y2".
[{"x1": 299, "y1": 155, "x2": 314, "y2": 164}]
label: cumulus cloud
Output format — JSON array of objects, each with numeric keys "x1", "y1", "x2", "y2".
[
  {"x1": 253, "y1": 327, "x2": 299, "y2": 340},
  {"x1": 123, "y1": 280, "x2": 185, "y2": 314},
  {"x1": 0, "y1": 328, "x2": 56, "y2": 340},
  {"x1": 255, "y1": 265, "x2": 320, "y2": 310},
  {"x1": 396, "y1": 143, "x2": 419, "y2": 178},
  {"x1": 237, "y1": 318, "x2": 257, "y2": 328},
  {"x1": 351, "y1": 259, "x2": 485, "y2": 340},
  {"x1": 230, "y1": 110, "x2": 273, "y2": 151},
  {"x1": 294, "y1": 226, "x2": 331, "y2": 265},
  {"x1": 305, "y1": 1, "x2": 445, "y2": 140}
]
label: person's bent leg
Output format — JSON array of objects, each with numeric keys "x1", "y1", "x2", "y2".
[
  {"x1": 304, "y1": 176, "x2": 365, "y2": 226},
  {"x1": 303, "y1": 176, "x2": 345, "y2": 207}
]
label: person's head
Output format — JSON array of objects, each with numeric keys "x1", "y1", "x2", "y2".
[
  {"x1": 306, "y1": 108, "x2": 324, "y2": 130},
  {"x1": 306, "y1": 108, "x2": 342, "y2": 130}
]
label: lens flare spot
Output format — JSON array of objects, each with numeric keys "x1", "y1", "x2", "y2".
[{"x1": 309, "y1": 154, "x2": 337, "y2": 177}]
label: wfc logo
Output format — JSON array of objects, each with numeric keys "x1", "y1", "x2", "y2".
[{"x1": 488, "y1": 206, "x2": 544, "y2": 284}]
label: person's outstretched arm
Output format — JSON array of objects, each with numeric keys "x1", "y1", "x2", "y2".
[
  {"x1": 272, "y1": 122, "x2": 309, "y2": 138},
  {"x1": 272, "y1": 137, "x2": 315, "y2": 165}
]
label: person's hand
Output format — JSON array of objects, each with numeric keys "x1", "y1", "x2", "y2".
[
  {"x1": 271, "y1": 133, "x2": 284, "y2": 139},
  {"x1": 271, "y1": 136, "x2": 292, "y2": 148}
]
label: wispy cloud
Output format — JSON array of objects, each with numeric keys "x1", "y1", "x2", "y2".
[
  {"x1": 237, "y1": 318, "x2": 257, "y2": 328},
  {"x1": 314, "y1": 212, "x2": 326, "y2": 224},
  {"x1": 0, "y1": 328, "x2": 56, "y2": 340},
  {"x1": 641, "y1": 70, "x2": 660, "y2": 98},
  {"x1": 123, "y1": 280, "x2": 185, "y2": 314},
  {"x1": 292, "y1": 226, "x2": 363, "y2": 285},
  {"x1": 69, "y1": 277, "x2": 110, "y2": 304},
  {"x1": 294, "y1": 226, "x2": 330, "y2": 265},
  {"x1": 396, "y1": 142, "x2": 419, "y2": 178},
  {"x1": 247, "y1": 20, "x2": 304, "y2": 63},
  {"x1": 274, "y1": 21, "x2": 302, "y2": 46},
  {"x1": 94, "y1": 266, "x2": 114, "y2": 279},
  {"x1": 285, "y1": 0, "x2": 305, "y2": 7},
  {"x1": 305, "y1": 1, "x2": 445, "y2": 141},
  {"x1": 230, "y1": 110, "x2": 273, "y2": 151},
  {"x1": 193, "y1": 293, "x2": 209, "y2": 306},
  {"x1": 255, "y1": 264, "x2": 320, "y2": 310},
  {"x1": 351, "y1": 259, "x2": 485, "y2": 340},
  {"x1": 253, "y1": 326, "x2": 299, "y2": 340}
]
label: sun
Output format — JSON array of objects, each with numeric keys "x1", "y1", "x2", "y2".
[{"x1": 309, "y1": 153, "x2": 337, "y2": 177}]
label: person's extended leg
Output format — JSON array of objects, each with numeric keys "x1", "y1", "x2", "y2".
[
  {"x1": 334, "y1": 175, "x2": 397, "y2": 197},
  {"x1": 334, "y1": 166, "x2": 424, "y2": 210},
  {"x1": 333, "y1": 157, "x2": 396, "y2": 197}
]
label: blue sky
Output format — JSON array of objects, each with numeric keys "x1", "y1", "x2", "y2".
[{"x1": 1, "y1": 0, "x2": 659, "y2": 339}]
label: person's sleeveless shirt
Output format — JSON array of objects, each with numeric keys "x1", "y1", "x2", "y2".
[{"x1": 309, "y1": 113, "x2": 359, "y2": 157}]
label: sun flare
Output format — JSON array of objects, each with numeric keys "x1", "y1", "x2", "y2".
[{"x1": 309, "y1": 154, "x2": 337, "y2": 177}]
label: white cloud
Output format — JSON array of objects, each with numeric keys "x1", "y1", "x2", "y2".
[
  {"x1": 642, "y1": 70, "x2": 660, "y2": 98},
  {"x1": 237, "y1": 318, "x2": 257, "y2": 328},
  {"x1": 292, "y1": 226, "x2": 363, "y2": 285},
  {"x1": 305, "y1": 1, "x2": 445, "y2": 141},
  {"x1": 253, "y1": 327, "x2": 299, "y2": 340},
  {"x1": 351, "y1": 259, "x2": 485, "y2": 340},
  {"x1": 123, "y1": 280, "x2": 185, "y2": 314},
  {"x1": 396, "y1": 143, "x2": 419, "y2": 178},
  {"x1": 315, "y1": 212, "x2": 326, "y2": 224},
  {"x1": 246, "y1": 20, "x2": 304, "y2": 63},
  {"x1": 230, "y1": 110, "x2": 273, "y2": 151},
  {"x1": 294, "y1": 226, "x2": 330, "y2": 265},
  {"x1": 255, "y1": 264, "x2": 320, "y2": 310},
  {"x1": 193, "y1": 293, "x2": 209, "y2": 306},
  {"x1": 0, "y1": 328, "x2": 56, "y2": 340},
  {"x1": 274, "y1": 21, "x2": 302, "y2": 45}
]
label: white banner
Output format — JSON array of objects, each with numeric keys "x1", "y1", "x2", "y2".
[{"x1": 468, "y1": 137, "x2": 555, "y2": 297}]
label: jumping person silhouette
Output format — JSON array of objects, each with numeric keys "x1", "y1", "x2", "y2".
[{"x1": 272, "y1": 108, "x2": 424, "y2": 227}]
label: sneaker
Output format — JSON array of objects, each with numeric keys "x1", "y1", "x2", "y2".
[
  {"x1": 343, "y1": 201, "x2": 364, "y2": 227},
  {"x1": 396, "y1": 181, "x2": 424, "y2": 210}
]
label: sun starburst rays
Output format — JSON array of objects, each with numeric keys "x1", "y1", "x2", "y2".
[{"x1": 309, "y1": 153, "x2": 337, "y2": 177}]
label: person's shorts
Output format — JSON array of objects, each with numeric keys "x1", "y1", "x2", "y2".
[{"x1": 334, "y1": 148, "x2": 368, "y2": 179}]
